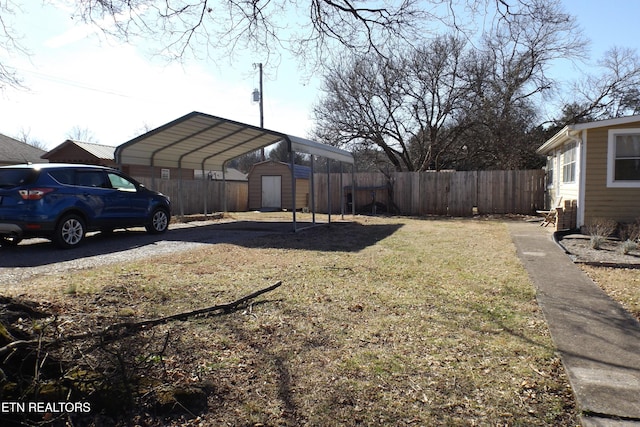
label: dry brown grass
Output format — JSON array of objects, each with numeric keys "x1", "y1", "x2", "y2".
[
  {"x1": 580, "y1": 265, "x2": 640, "y2": 322},
  {"x1": 6, "y1": 214, "x2": 577, "y2": 426}
]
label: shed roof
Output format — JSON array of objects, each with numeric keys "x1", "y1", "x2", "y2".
[
  {"x1": 115, "y1": 112, "x2": 353, "y2": 170},
  {"x1": 537, "y1": 115, "x2": 640, "y2": 154},
  {"x1": 43, "y1": 140, "x2": 116, "y2": 161},
  {"x1": 249, "y1": 160, "x2": 312, "y2": 179}
]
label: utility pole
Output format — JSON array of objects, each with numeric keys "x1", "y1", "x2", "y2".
[{"x1": 253, "y1": 63, "x2": 265, "y2": 160}]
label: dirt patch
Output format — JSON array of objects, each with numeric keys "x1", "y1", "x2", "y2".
[{"x1": 557, "y1": 233, "x2": 640, "y2": 268}]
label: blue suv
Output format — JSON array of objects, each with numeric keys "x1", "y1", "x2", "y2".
[{"x1": 0, "y1": 164, "x2": 171, "y2": 248}]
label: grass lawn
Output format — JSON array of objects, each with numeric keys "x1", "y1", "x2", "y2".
[
  {"x1": 5, "y1": 214, "x2": 577, "y2": 426},
  {"x1": 579, "y1": 265, "x2": 640, "y2": 322}
]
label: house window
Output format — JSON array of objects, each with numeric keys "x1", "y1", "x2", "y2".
[
  {"x1": 546, "y1": 156, "x2": 554, "y2": 186},
  {"x1": 608, "y1": 129, "x2": 640, "y2": 187},
  {"x1": 562, "y1": 142, "x2": 576, "y2": 183}
]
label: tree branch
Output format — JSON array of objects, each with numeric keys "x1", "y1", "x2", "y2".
[{"x1": 0, "y1": 281, "x2": 283, "y2": 356}]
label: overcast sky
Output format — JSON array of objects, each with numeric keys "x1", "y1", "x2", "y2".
[{"x1": 1, "y1": 0, "x2": 639, "y2": 150}]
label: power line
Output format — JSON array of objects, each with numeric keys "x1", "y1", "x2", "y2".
[{"x1": 15, "y1": 67, "x2": 132, "y2": 98}]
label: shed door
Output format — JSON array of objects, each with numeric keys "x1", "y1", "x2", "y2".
[{"x1": 261, "y1": 175, "x2": 281, "y2": 209}]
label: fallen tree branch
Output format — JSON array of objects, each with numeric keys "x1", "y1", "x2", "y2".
[
  {"x1": 0, "y1": 281, "x2": 283, "y2": 355},
  {"x1": 100, "y1": 280, "x2": 283, "y2": 337}
]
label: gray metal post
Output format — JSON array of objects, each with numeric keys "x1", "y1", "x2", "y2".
[
  {"x1": 178, "y1": 167, "x2": 184, "y2": 219},
  {"x1": 203, "y1": 168, "x2": 208, "y2": 217},
  {"x1": 222, "y1": 166, "x2": 227, "y2": 214},
  {"x1": 327, "y1": 159, "x2": 331, "y2": 223},
  {"x1": 291, "y1": 151, "x2": 297, "y2": 231},
  {"x1": 352, "y1": 165, "x2": 356, "y2": 216},
  {"x1": 340, "y1": 162, "x2": 344, "y2": 219},
  {"x1": 310, "y1": 155, "x2": 316, "y2": 225}
]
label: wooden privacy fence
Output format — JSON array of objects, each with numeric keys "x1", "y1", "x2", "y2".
[
  {"x1": 134, "y1": 170, "x2": 544, "y2": 217},
  {"x1": 134, "y1": 177, "x2": 248, "y2": 215},
  {"x1": 313, "y1": 170, "x2": 545, "y2": 216}
]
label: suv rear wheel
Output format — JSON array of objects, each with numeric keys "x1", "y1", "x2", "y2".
[{"x1": 54, "y1": 214, "x2": 85, "y2": 248}]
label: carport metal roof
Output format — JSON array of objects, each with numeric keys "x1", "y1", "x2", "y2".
[
  {"x1": 115, "y1": 111, "x2": 353, "y2": 170},
  {"x1": 114, "y1": 111, "x2": 355, "y2": 231}
]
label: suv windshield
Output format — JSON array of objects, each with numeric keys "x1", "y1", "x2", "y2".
[{"x1": 0, "y1": 169, "x2": 38, "y2": 189}]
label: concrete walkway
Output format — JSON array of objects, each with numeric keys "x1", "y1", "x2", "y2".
[{"x1": 507, "y1": 221, "x2": 640, "y2": 427}]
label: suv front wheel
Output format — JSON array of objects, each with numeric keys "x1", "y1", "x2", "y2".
[
  {"x1": 145, "y1": 208, "x2": 169, "y2": 234},
  {"x1": 54, "y1": 214, "x2": 85, "y2": 248}
]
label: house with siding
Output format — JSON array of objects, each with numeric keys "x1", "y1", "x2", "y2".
[
  {"x1": 537, "y1": 115, "x2": 640, "y2": 230},
  {"x1": 42, "y1": 140, "x2": 117, "y2": 167},
  {"x1": 0, "y1": 133, "x2": 47, "y2": 165}
]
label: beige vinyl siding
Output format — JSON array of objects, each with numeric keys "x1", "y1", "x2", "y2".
[
  {"x1": 248, "y1": 161, "x2": 311, "y2": 211},
  {"x1": 248, "y1": 162, "x2": 289, "y2": 210},
  {"x1": 583, "y1": 124, "x2": 640, "y2": 225},
  {"x1": 295, "y1": 178, "x2": 310, "y2": 209}
]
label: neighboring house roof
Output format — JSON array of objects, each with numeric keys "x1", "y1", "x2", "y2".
[
  {"x1": 0, "y1": 133, "x2": 47, "y2": 164},
  {"x1": 43, "y1": 140, "x2": 116, "y2": 161},
  {"x1": 292, "y1": 164, "x2": 311, "y2": 179},
  {"x1": 207, "y1": 168, "x2": 248, "y2": 181},
  {"x1": 537, "y1": 115, "x2": 640, "y2": 154}
]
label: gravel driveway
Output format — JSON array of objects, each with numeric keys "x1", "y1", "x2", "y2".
[{"x1": 0, "y1": 219, "x2": 293, "y2": 285}]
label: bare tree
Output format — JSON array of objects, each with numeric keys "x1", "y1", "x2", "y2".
[
  {"x1": 563, "y1": 47, "x2": 640, "y2": 122},
  {"x1": 314, "y1": 0, "x2": 587, "y2": 171},
  {"x1": 267, "y1": 140, "x2": 307, "y2": 164},
  {"x1": 313, "y1": 52, "x2": 410, "y2": 171},
  {"x1": 14, "y1": 127, "x2": 48, "y2": 150},
  {"x1": 66, "y1": 126, "x2": 98, "y2": 143},
  {"x1": 402, "y1": 35, "x2": 471, "y2": 170},
  {"x1": 313, "y1": 35, "x2": 476, "y2": 172},
  {"x1": 2, "y1": 1, "x2": 590, "y2": 88},
  {"x1": 66, "y1": 0, "x2": 584, "y2": 71},
  {"x1": 0, "y1": 0, "x2": 27, "y2": 89},
  {"x1": 71, "y1": 0, "x2": 431, "y2": 67}
]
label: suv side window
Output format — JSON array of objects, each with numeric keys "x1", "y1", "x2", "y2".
[
  {"x1": 76, "y1": 171, "x2": 109, "y2": 188},
  {"x1": 107, "y1": 173, "x2": 137, "y2": 192},
  {"x1": 48, "y1": 169, "x2": 75, "y2": 185}
]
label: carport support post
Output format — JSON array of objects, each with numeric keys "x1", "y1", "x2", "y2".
[
  {"x1": 203, "y1": 167, "x2": 208, "y2": 217},
  {"x1": 178, "y1": 167, "x2": 185, "y2": 219},
  {"x1": 340, "y1": 162, "x2": 344, "y2": 219},
  {"x1": 291, "y1": 150, "x2": 297, "y2": 232},
  {"x1": 352, "y1": 166, "x2": 356, "y2": 216},
  {"x1": 222, "y1": 166, "x2": 228, "y2": 214},
  {"x1": 310, "y1": 155, "x2": 316, "y2": 225},
  {"x1": 327, "y1": 159, "x2": 331, "y2": 223}
]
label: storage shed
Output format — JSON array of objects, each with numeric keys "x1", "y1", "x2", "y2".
[{"x1": 248, "y1": 160, "x2": 310, "y2": 211}]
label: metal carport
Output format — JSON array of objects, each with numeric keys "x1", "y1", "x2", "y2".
[{"x1": 114, "y1": 111, "x2": 355, "y2": 231}]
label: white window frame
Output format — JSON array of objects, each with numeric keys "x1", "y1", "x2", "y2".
[
  {"x1": 607, "y1": 128, "x2": 640, "y2": 188},
  {"x1": 545, "y1": 155, "x2": 554, "y2": 187},
  {"x1": 561, "y1": 142, "x2": 577, "y2": 184}
]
